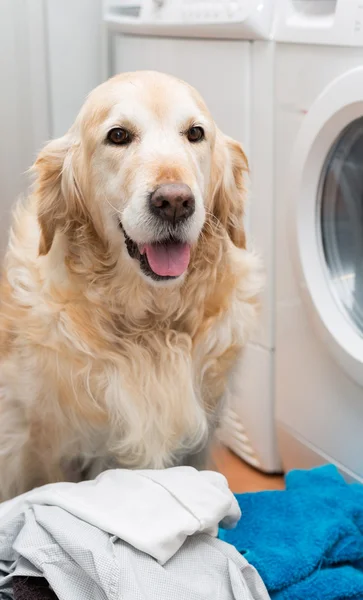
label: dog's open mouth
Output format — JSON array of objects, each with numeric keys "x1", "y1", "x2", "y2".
[{"x1": 121, "y1": 226, "x2": 191, "y2": 281}]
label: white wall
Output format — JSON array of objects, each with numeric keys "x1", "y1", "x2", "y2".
[
  {"x1": 0, "y1": 0, "x2": 49, "y2": 254},
  {"x1": 0, "y1": 0, "x2": 103, "y2": 255}
]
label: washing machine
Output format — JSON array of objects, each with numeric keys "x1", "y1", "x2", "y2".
[
  {"x1": 103, "y1": 0, "x2": 281, "y2": 472},
  {"x1": 275, "y1": 0, "x2": 363, "y2": 481}
]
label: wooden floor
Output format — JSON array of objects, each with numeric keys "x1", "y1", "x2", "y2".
[{"x1": 214, "y1": 446, "x2": 284, "y2": 493}]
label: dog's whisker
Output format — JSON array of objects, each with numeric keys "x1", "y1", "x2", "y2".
[{"x1": 105, "y1": 197, "x2": 122, "y2": 217}]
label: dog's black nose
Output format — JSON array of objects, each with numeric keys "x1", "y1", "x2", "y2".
[{"x1": 149, "y1": 183, "x2": 195, "y2": 225}]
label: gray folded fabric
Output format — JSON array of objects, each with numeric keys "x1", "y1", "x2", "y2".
[
  {"x1": 0, "y1": 505, "x2": 269, "y2": 600},
  {"x1": 13, "y1": 577, "x2": 58, "y2": 600}
]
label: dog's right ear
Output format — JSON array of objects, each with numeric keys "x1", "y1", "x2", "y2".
[
  {"x1": 34, "y1": 134, "x2": 78, "y2": 256},
  {"x1": 209, "y1": 129, "x2": 248, "y2": 249}
]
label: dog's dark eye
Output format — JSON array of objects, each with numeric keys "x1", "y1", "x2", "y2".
[
  {"x1": 107, "y1": 128, "x2": 132, "y2": 145},
  {"x1": 187, "y1": 126, "x2": 205, "y2": 143}
]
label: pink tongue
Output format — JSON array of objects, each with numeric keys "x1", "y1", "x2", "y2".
[{"x1": 144, "y1": 242, "x2": 191, "y2": 277}]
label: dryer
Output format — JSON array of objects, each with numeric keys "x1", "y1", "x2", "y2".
[
  {"x1": 104, "y1": 0, "x2": 281, "y2": 472},
  {"x1": 275, "y1": 0, "x2": 363, "y2": 480}
]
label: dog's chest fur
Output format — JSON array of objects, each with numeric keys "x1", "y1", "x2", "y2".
[
  {"x1": 0, "y1": 247, "x2": 236, "y2": 481},
  {"x1": 0, "y1": 209, "x2": 260, "y2": 500}
]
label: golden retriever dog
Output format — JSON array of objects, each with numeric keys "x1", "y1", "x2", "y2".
[{"x1": 0, "y1": 71, "x2": 262, "y2": 500}]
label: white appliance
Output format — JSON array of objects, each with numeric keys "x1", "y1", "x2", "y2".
[
  {"x1": 104, "y1": 0, "x2": 281, "y2": 472},
  {"x1": 275, "y1": 0, "x2": 363, "y2": 480},
  {"x1": 0, "y1": 0, "x2": 103, "y2": 256}
]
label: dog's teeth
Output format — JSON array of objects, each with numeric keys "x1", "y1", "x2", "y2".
[{"x1": 138, "y1": 245, "x2": 146, "y2": 255}]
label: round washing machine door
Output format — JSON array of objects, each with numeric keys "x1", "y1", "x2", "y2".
[{"x1": 290, "y1": 66, "x2": 363, "y2": 386}]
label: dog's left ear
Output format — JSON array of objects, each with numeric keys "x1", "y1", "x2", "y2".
[
  {"x1": 210, "y1": 130, "x2": 248, "y2": 249},
  {"x1": 33, "y1": 134, "x2": 87, "y2": 256}
]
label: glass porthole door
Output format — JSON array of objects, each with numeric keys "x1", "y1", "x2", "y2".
[
  {"x1": 320, "y1": 118, "x2": 363, "y2": 337},
  {"x1": 290, "y1": 67, "x2": 363, "y2": 386}
]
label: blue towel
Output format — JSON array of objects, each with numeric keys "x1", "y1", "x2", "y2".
[{"x1": 219, "y1": 465, "x2": 363, "y2": 599}]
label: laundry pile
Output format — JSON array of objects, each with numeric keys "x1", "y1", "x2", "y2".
[
  {"x1": 0, "y1": 467, "x2": 269, "y2": 600},
  {"x1": 3, "y1": 461, "x2": 359, "y2": 599},
  {"x1": 220, "y1": 465, "x2": 363, "y2": 600}
]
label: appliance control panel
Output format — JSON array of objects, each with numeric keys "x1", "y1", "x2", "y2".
[
  {"x1": 275, "y1": 0, "x2": 363, "y2": 46},
  {"x1": 141, "y1": 0, "x2": 251, "y2": 23},
  {"x1": 103, "y1": 0, "x2": 275, "y2": 39}
]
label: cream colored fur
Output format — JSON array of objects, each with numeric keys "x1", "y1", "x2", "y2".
[{"x1": 0, "y1": 72, "x2": 263, "y2": 500}]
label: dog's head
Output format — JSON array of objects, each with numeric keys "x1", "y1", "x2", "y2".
[{"x1": 35, "y1": 71, "x2": 248, "y2": 283}]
